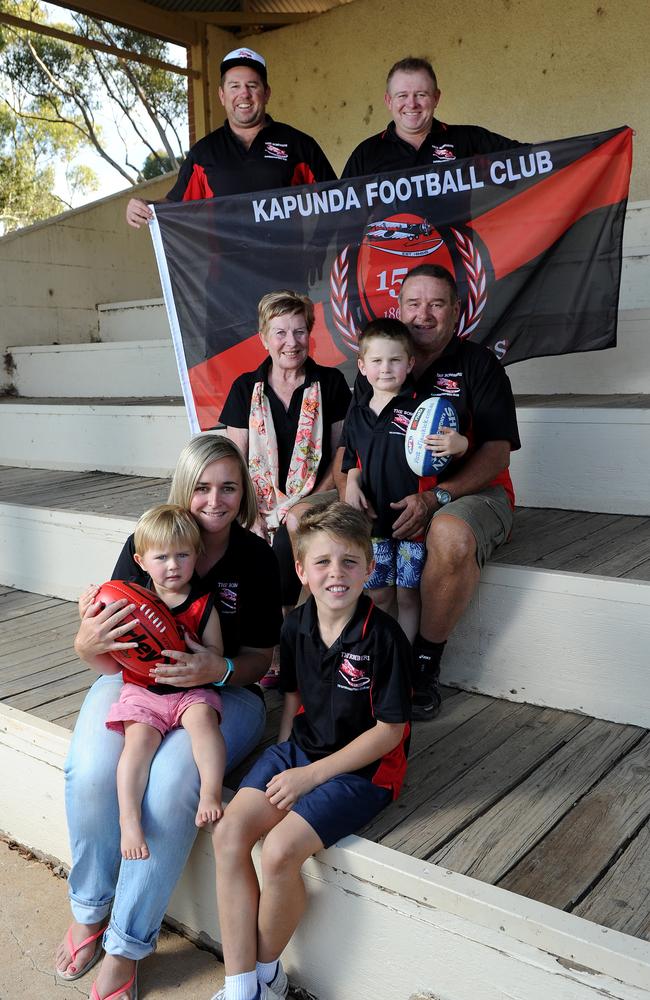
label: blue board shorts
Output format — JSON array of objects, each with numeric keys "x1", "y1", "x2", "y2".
[
  {"x1": 365, "y1": 537, "x2": 426, "y2": 590},
  {"x1": 239, "y1": 741, "x2": 392, "y2": 848}
]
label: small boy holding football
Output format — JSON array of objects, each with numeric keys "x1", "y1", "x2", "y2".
[
  {"x1": 78, "y1": 504, "x2": 225, "y2": 859},
  {"x1": 342, "y1": 318, "x2": 468, "y2": 641},
  {"x1": 211, "y1": 502, "x2": 411, "y2": 1000}
]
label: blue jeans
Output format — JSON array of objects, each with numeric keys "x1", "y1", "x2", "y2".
[{"x1": 64, "y1": 672, "x2": 266, "y2": 959}]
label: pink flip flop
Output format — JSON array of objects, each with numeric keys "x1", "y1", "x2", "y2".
[
  {"x1": 91, "y1": 965, "x2": 138, "y2": 1000},
  {"x1": 56, "y1": 923, "x2": 108, "y2": 981}
]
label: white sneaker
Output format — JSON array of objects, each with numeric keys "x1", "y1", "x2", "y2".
[
  {"x1": 268, "y1": 961, "x2": 289, "y2": 998},
  {"x1": 210, "y1": 982, "x2": 285, "y2": 1000}
]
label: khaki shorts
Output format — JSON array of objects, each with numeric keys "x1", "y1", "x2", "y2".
[{"x1": 428, "y1": 485, "x2": 514, "y2": 568}]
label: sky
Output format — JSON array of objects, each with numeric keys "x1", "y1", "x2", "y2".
[{"x1": 41, "y1": 3, "x2": 189, "y2": 206}]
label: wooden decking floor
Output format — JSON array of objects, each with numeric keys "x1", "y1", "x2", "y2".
[
  {"x1": 2, "y1": 465, "x2": 650, "y2": 580},
  {"x1": 2, "y1": 584, "x2": 650, "y2": 944}
]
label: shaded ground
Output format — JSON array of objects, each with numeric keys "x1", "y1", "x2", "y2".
[{"x1": 0, "y1": 837, "x2": 225, "y2": 999}]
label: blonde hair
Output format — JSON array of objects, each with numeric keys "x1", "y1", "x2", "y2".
[
  {"x1": 258, "y1": 289, "x2": 315, "y2": 337},
  {"x1": 168, "y1": 434, "x2": 258, "y2": 530},
  {"x1": 134, "y1": 504, "x2": 203, "y2": 556},
  {"x1": 294, "y1": 500, "x2": 373, "y2": 565}
]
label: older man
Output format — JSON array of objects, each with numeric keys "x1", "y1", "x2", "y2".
[
  {"x1": 396, "y1": 265, "x2": 519, "y2": 718},
  {"x1": 127, "y1": 47, "x2": 335, "y2": 227},
  {"x1": 342, "y1": 56, "x2": 519, "y2": 178},
  {"x1": 340, "y1": 265, "x2": 520, "y2": 720}
]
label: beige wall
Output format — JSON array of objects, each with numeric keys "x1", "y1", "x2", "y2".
[
  {"x1": 2, "y1": 0, "x2": 647, "y2": 388},
  {"x1": 0, "y1": 174, "x2": 173, "y2": 383},
  {"x1": 243, "y1": 0, "x2": 649, "y2": 199}
]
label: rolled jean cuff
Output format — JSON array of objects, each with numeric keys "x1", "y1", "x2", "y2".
[
  {"x1": 104, "y1": 915, "x2": 159, "y2": 960},
  {"x1": 69, "y1": 891, "x2": 114, "y2": 926}
]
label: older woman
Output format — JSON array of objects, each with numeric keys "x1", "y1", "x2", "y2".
[
  {"x1": 55, "y1": 436, "x2": 282, "y2": 1000},
  {"x1": 220, "y1": 290, "x2": 351, "y2": 619}
]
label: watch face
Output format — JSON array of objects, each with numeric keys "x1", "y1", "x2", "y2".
[{"x1": 436, "y1": 489, "x2": 452, "y2": 505}]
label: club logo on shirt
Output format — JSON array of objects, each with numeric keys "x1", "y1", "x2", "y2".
[
  {"x1": 431, "y1": 144, "x2": 456, "y2": 161},
  {"x1": 338, "y1": 653, "x2": 371, "y2": 691},
  {"x1": 265, "y1": 142, "x2": 289, "y2": 161},
  {"x1": 217, "y1": 582, "x2": 238, "y2": 614},
  {"x1": 435, "y1": 375, "x2": 461, "y2": 396},
  {"x1": 391, "y1": 408, "x2": 413, "y2": 435}
]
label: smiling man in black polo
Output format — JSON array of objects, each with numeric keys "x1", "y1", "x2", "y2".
[
  {"x1": 342, "y1": 56, "x2": 520, "y2": 179},
  {"x1": 126, "y1": 47, "x2": 335, "y2": 227}
]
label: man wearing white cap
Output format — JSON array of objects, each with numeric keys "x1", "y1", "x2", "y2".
[{"x1": 126, "y1": 48, "x2": 335, "y2": 227}]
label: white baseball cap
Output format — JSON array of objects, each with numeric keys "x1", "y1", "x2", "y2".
[{"x1": 220, "y1": 48, "x2": 267, "y2": 83}]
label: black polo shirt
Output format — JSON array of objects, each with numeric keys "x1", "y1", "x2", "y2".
[
  {"x1": 167, "y1": 116, "x2": 336, "y2": 202},
  {"x1": 280, "y1": 594, "x2": 411, "y2": 797},
  {"x1": 354, "y1": 337, "x2": 520, "y2": 504},
  {"x1": 342, "y1": 119, "x2": 520, "y2": 178},
  {"x1": 341, "y1": 385, "x2": 426, "y2": 537},
  {"x1": 220, "y1": 358, "x2": 351, "y2": 492},
  {"x1": 112, "y1": 520, "x2": 282, "y2": 657}
]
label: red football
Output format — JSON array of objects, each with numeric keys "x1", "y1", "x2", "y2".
[{"x1": 97, "y1": 580, "x2": 185, "y2": 678}]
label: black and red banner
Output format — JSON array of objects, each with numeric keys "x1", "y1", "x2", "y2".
[{"x1": 150, "y1": 126, "x2": 632, "y2": 432}]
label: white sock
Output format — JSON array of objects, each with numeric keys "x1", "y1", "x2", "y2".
[
  {"x1": 225, "y1": 970, "x2": 258, "y2": 1000},
  {"x1": 257, "y1": 959, "x2": 279, "y2": 985}
]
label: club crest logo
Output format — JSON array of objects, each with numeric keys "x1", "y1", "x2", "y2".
[
  {"x1": 338, "y1": 656, "x2": 371, "y2": 690},
  {"x1": 217, "y1": 583, "x2": 238, "y2": 614},
  {"x1": 431, "y1": 145, "x2": 456, "y2": 161},
  {"x1": 264, "y1": 142, "x2": 288, "y2": 161},
  {"x1": 364, "y1": 217, "x2": 444, "y2": 258},
  {"x1": 436, "y1": 376, "x2": 460, "y2": 394},
  {"x1": 329, "y1": 214, "x2": 488, "y2": 357}
]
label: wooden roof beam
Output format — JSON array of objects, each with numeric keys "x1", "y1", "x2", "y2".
[
  {"x1": 191, "y1": 12, "x2": 314, "y2": 27},
  {"x1": 45, "y1": 0, "x2": 199, "y2": 47}
]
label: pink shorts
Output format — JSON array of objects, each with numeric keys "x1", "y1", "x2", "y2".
[{"x1": 106, "y1": 683, "x2": 222, "y2": 736}]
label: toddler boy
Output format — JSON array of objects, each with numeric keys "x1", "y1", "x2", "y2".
[{"x1": 342, "y1": 318, "x2": 467, "y2": 640}]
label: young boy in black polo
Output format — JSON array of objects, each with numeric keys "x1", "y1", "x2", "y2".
[
  {"x1": 342, "y1": 318, "x2": 468, "y2": 642},
  {"x1": 211, "y1": 502, "x2": 411, "y2": 1000}
]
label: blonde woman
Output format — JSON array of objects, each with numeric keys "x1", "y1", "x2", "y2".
[{"x1": 56, "y1": 436, "x2": 282, "y2": 1000}]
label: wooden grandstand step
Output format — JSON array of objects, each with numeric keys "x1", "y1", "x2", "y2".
[
  {"x1": 2, "y1": 586, "x2": 650, "y2": 945},
  {"x1": 0, "y1": 467, "x2": 649, "y2": 726}
]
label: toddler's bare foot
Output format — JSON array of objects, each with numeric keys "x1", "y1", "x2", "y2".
[
  {"x1": 195, "y1": 794, "x2": 223, "y2": 827},
  {"x1": 120, "y1": 815, "x2": 150, "y2": 859}
]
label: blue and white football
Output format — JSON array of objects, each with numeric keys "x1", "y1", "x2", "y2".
[{"x1": 405, "y1": 396, "x2": 459, "y2": 476}]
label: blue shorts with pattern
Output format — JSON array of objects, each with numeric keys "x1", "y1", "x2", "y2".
[{"x1": 365, "y1": 537, "x2": 426, "y2": 590}]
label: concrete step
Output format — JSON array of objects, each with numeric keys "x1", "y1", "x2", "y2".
[
  {"x1": 97, "y1": 297, "x2": 168, "y2": 341},
  {"x1": 10, "y1": 339, "x2": 180, "y2": 398},
  {"x1": 2, "y1": 392, "x2": 648, "y2": 514},
  {"x1": 9, "y1": 305, "x2": 650, "y2": 401},
  {"x1": 511, "y1": 393, "x2": 650, "y2": 515},
  {"x1": 0, "y1": 470, "x2": 648, "y2": 727},
  {"x1": 0, "y1": 397, "x2": 190, "y2": 476}
]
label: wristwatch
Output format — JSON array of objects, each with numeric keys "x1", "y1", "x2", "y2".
[
  {"x1": 435, "y1": 487, "x2": 453, "y2": 506},
  {"x1": 213, "y1": 657, "x2": 235, "y2": 688}
]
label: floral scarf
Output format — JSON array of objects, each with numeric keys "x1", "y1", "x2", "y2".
[{"x1": 248, "y1": 379, "x2": 324, "y2": 539}]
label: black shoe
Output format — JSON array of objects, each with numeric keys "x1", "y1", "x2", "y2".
[{"x1": 411, "y1": 676, "x2": 442, "y2": 721}]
